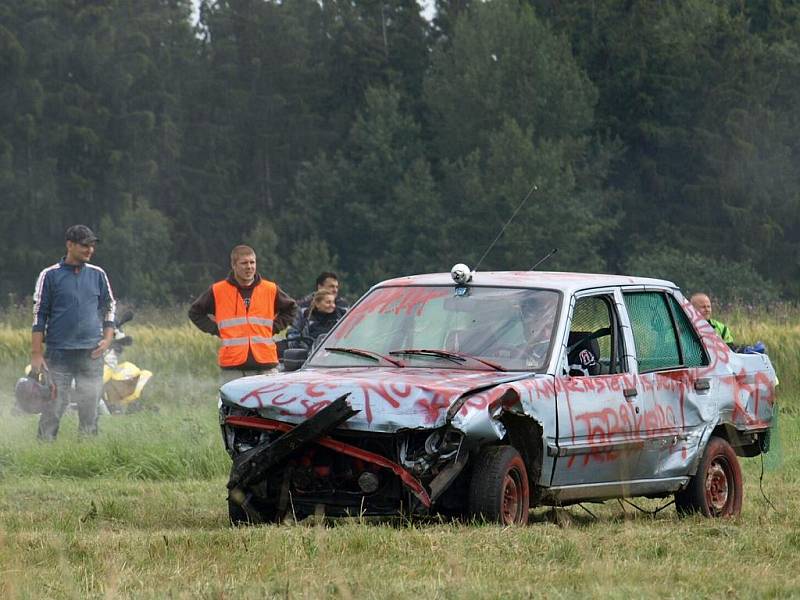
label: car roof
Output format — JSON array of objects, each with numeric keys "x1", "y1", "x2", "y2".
[{"x1": 375, "y1": 270, "x2": 678, "y2": 295}]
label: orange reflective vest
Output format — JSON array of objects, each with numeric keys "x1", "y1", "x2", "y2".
[{"x1": 212, "y1": 279, "x2": 278, "y2": 367}]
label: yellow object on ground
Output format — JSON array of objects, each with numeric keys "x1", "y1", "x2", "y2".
[{"x1": 103, "y1": 362, "x2": 153, "y2": 408}]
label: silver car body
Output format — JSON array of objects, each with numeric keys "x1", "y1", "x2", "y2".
[{"x1": 219, "y1": 271, "x2": 777, "y2": 513}]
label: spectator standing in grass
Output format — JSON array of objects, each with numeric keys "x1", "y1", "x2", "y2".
[
  {"x1": 31, "y1": 225, "x2": 116, "y2": 441},
  {"x1": 690, "y1": 292, "x2": 734, "y2": 345},
  {"x1": 189, "y1": 244, "x2": 296, "y2": 384}
]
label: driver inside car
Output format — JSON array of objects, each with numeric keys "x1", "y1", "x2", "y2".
[{"x1": 516, "y1": 295, "x2": 559, "y2": 369}]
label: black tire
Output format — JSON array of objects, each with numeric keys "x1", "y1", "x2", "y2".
[
  {"x1": 227, "y1": 488, "x2": 279, "y2": 526},
  {"x1": 226, "y1": 465, "x2": 279, "y2": 526},
  {"x1": 228, "y1": 496, "x2": 251, "y2": 526},
  {"x1": 468, "y1": 446, "x2": 530, "y2": 525},
  {"x1": 675, "y1": 436, "x2": 743, "y2": 517}
]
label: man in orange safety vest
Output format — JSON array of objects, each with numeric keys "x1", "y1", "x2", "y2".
[{"x1": 189, "y1": 245, "x2": 297, "y2": 384}]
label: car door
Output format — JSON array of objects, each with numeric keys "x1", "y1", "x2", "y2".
[
  {"x1": 550, "y1": 289, "x2": 648, "y2": 493},
  {"x1": 622, "y1": 289, "x2": 711, "y2": 480}
]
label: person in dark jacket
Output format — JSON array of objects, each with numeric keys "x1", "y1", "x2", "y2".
[
  {"x1": 188, "y1": 245, "x2": 296, "y2": 384},
  {"x1": 31, "y1": 224, "x2": 116, "y2": 440},
  {"x1": 297, "y1": 271, "x2": 349, "y2": 313},
  {"x1": 291, "y1": 289, "x2": 346, "y2": 349}
]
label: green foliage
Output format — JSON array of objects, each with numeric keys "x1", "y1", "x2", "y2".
[
  {"x1": 426, "y1": 3, "x2": 619, "y2": 272},
  {"x1": 278, "y1": 237, "x2": 341, "y2": 299},
  {"x1": 98, "y1": 202, "x2": 179, "y2": 303},
  {"x1": 0, "y1": 24, "x2": 24, "y2": 81},
  {"x1": 443, "y1": 118, "x2": 619, "y2": 271},
  {"x1": 245, "y1": 217, "x2": 341, "y2": 298},
  {"x1": 425, "y1": 0, "x2": 597, "y2": 161},
  {"x1": 0, "y1": 0, "x2": 796, "y2": 306},
  {"x1": 538, "y1": 0, "x2": 800, "y2": 296},
  {"x1": 624, "y1": 247, "x2": 782, "y2": 305},
  {"x1": 291, "y1": 85, "x2": 442, "y2": 290}
]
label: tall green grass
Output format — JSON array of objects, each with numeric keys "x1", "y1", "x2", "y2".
[
  {"x1": 0, "y1": 316, "x2": 231, "y2": 482},
  {"x1": 0, "y1": 403, "x2": 229, "y2": 481},
  {"x1": 0, "y1": 306, "x2": 795, "y2": 483},
  {"x1": 0, "y1": 322, "x2": 220, "y2": 379},
  {"x1": 2, "y1": 303, "x2": 797, "y2": 396},
  {"x1": 724, "y1": 305, "x2": 800, "y2": 401},
  {"x1": 0, "y1": 324, "x2": 29, "y2": 368}
]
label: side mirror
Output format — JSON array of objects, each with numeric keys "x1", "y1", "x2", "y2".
[{"x1": 283, "y1": 348, "x2": 309, "y2": 372}]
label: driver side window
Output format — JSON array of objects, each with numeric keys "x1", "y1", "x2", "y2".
[{"x1": 564, "y1": 295, "x2": 626, "y2": 376}]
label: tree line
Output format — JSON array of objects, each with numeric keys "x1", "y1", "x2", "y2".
[{"x1": 1, "y1": 0, "x2": 797, "y2": 306}]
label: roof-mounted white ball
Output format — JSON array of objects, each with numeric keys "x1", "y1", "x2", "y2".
[{"x1": 450, "y1": 263, "x2": 473, "y2": 284}]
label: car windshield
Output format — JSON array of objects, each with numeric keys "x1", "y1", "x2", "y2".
[{"x1": 308, "y1": 285, "x2": 561, "y2": 371}]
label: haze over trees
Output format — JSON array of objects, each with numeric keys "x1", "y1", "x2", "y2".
[{"x1": 1, "y1": 0, "x2": 797, "y2": 304}]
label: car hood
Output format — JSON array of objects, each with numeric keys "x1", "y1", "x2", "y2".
[{"x1": 219, "y1": 367, "x2": 536, "y2": 432}]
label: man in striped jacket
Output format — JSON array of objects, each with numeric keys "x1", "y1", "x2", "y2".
[{"x1": 31, "y1": 225, "x2": 116, "y2": 440}]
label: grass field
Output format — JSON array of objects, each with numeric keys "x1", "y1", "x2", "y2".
[{"x1": 0, "y1": 307, "x2": 798, "y2": 598}]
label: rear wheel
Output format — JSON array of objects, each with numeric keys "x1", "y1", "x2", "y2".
[
  {"x1": 469, "y1": 446, "x2": 529, "y2": 525},
  {"x1": 675, "y1": 436, "x2": 743, "y2": 517}
]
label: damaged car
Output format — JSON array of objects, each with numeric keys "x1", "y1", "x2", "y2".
[{"x1": 218, "y1": 266, "x2": 777, "y2": 525}]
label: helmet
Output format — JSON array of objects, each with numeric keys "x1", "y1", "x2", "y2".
[{"x1": 14, "y1": 372, "x2": 56, "y2": 414}]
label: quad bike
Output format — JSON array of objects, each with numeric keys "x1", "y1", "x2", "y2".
[{"x1": 100, "y1": 309, "x2": 153, "y2": 414}]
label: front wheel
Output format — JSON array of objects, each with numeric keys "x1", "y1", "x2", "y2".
[
  {"x1": 468, "y1": 446, "x2": 530, "y2": 525},
  {"x1": 227, "y1": 488, "x2": 279, "y2": 526},
  {"x1": 228, "y1": 494, "x2": 251, "y2": 526},
  {"x1": 675, "y1": 436, "x2": 743, "y2": 517},
  {"x1": 226, "y1": 466, "x2": 279, "y2": 526}
]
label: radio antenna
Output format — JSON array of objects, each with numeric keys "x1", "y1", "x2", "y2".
[
  {"x1": 473, "y1": 182, "x2": 538, "y2": 273},
  {"x1": 529, "y1": 248, "x2": 558, "y2": 270}
]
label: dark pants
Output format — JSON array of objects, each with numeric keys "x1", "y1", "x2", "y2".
[
  {"x1": 219, "y1": 367, "x2": 278, "y2": 386},
  {"x1": 38, "y1": 348, "x2": 103, "y2": 441}
]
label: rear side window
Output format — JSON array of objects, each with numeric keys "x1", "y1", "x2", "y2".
[
  {"x1": 668, "y1": 295, "x2": 709, "y2": 367},
  {"x1": 623, "y1": 292, "x2": 680, "y2": 372}
]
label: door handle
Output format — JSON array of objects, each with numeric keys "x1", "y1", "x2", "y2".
[
  {"x1": 623, "y1": 387, "x2": 638, "y2": 399},
  {"x1": 694, "y1": 378, "x2": 711, "y2": 392}
]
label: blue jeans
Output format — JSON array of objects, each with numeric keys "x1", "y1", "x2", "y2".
[{"x1": 38, "y1": 348, "x2": 103, "y2": 440}]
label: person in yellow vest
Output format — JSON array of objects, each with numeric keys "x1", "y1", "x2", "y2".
[
  {"x1": 189, "y1": 245, "x2": 297, "y2": 384},
  {"x1": 690, "y1": 292, "x2": 734, "y2": 346}
]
